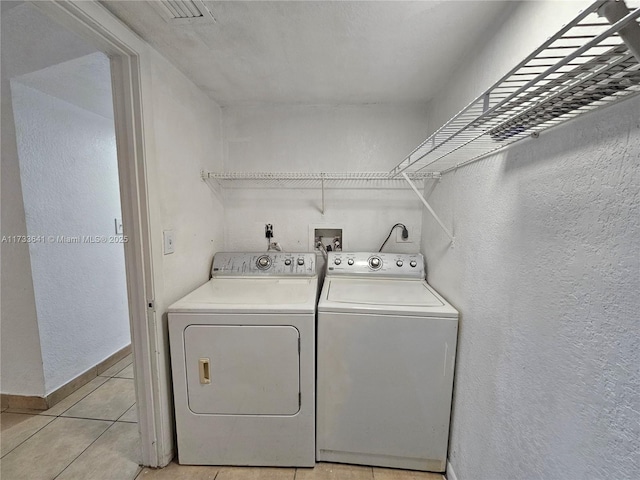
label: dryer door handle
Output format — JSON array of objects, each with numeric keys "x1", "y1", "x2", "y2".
[{"x1": 199, "y1": 358, "x2": 211, "y2": 384}]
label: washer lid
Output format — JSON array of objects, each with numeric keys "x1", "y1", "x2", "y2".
[
  {"x1": 169, "y1": 277, "x2": 318, "y2": 314},
  {"x1": 328, "y1": 278, "x2": 443, "y2": 306},
  {"x1": 320, "y1": 278, "x2": 458, "y2": 317}
]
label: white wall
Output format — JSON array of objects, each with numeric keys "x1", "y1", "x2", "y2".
[
  {"x1": 0, "y1": 79, "x2": 46, "y2": 397},
  {"x1": 222, "y1": 104, "x2": 429, "y2": 253},
  {"x1": 420, "y1": 2, "x2": 640, "y2": 479},
  {"x1": 147, "y1": 50, "x2": 225, "y2": 303},
  {"x1": 137, "y1": 46, "x2": 226, "y2": 464},
  {"x1": 1, "y1": 1, "x2": 97, "y2": 397},
  {"x1": 11, "y1": 75, "x2": 130, "y2": 394}
]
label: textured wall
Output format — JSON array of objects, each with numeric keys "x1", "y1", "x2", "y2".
[
  {"x1": 11, "y1": 80, "x2": 130, "y2": 395},
  {"x1": 418, "y1": 2, "x2": 640, "y2": 478},
  {"x1": 0, "y1": 77, "x2": 46, "y2": 397},
  {"x1": 0, "y1": 2, "x2": 97, "y2": 396},
  {"x1": 221, "y1": 104, "x2": 428, "y2": 253},
  {"x1": 421, "y1": 96, "x2": 640, "y2": 480}
]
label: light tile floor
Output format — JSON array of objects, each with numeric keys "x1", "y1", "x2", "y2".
[
  {"x1": 1, "y1": 355, "x2": 140, "y2": 480},
  {"x1": 1, "y1": 354, "x2": 445, "y2": 480},
  {"x1": 137, "y1": 463, "x2": 444, "y2": 480}
]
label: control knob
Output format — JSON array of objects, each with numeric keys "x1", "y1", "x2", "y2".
[
  {"x1": 334, "y1": 258, "x2": 342, "y2": 265},
  {"x1": 284, "y1": 259, "x2": 292, "y2": 266},
  {"x1": 410, "y1": 260, "x2": 418, "y2": 268},
  {"x1": 396, "y1": 260, "x2": 403, "y2": 267},
  {"x1": 256, "y1": 255, "x2": 271, "y2": 269},
  {"x1": 297, "y1": 257, "x2": 305, "y2": 266},
  {"x1": 368, "y1": 256, "x2": 382, "y2": 270},
  {"x1": 347, "y1": 259, "x2": 354, "y2": 265}
]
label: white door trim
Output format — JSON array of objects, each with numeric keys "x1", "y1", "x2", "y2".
[
  {"x1": 29, "y1": 0, "x2": 168, "y2": 467},
  {"x1": 446, "y1": 459, "x2": 459, "y2": 480}
]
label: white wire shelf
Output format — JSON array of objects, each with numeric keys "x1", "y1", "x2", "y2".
[
  {"x1": 390, "y1": 0, "x2": 640, "y2": 176},
  {"x1": 202, "y1": 172, "x2": 442, "y2": 217},
  {"x1": 202, "y1": 171, "x2": 440, "y2": 184}
]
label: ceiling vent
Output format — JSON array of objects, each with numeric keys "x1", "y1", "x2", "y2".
[{"x1": 148, "y1": 0, "x2": 216, "y2": 25}]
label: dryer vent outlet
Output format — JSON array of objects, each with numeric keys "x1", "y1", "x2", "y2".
[{"x1": 314, "y1": 228, "x2": 342, "y2": 252}]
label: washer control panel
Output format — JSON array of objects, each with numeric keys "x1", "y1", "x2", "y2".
[
  {"x1": 212, "y1": 252, "x2": 316, "y2": 276},
  {"x1": 327, "y1": 252, "x2": 424, "y2": 278}
]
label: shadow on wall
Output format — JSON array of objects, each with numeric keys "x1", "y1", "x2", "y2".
[{"x1": 501, "y1": 98, "x2": 640, "y2": 176}]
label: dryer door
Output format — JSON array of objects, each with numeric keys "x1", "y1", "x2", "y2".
[{"x1": 184, "y1": 325, "x2": 300, "y2": 415}]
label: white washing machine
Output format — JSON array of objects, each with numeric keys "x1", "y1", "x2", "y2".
[
  {"x1": 316, "y1": 252, "x2": 458, "y2": 472},
  {"x1": 168, "y1": 252, "x2": 318, "y2": 466}
]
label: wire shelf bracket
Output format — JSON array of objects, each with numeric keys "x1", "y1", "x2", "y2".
[{"x1": 402, "y1": 173, "x2": 454, "y2": 244}]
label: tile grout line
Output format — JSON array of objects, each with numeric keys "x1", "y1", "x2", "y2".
[
  {"x1": 110, "y1": 359, "x2": 134, "y2": 377},
  {"x1": 2, "y1": 376, "x2": 106, "y2": 417},
  {"x1": 0, "y1": 377, "x2": 110, "y2": 458},
  {"x1": 114, "y1": 401, "x2": 138, "y2": 423},
  {"x1": 133, "y1": 464, "x2": 145, "y2": 479},
  {"x1": 97, "y1": 360, "x2": 133, "y2": 380},
  {"x1": 2, "y1": 376, "x2": 133, "y2": 460},
  {"x1": 59, "y1": 377, "x2": 135, "y2": 421},
  {"x1": 51, "y1": 420, "x2": 118, "y2": 480},
  {"x1": 54, "y1": 375, "x2": 112, "y2": 415},
  {"x1": 59, "y1": 411, "x2": 135, "y2": 422},
  {"x1": 0, "y1": 414, "x2": 53, "y2": 459},
  {"x1": 50, "y1": 376, "x2": 138, "y2": 477}
]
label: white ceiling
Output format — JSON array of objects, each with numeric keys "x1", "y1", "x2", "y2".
[{"x1": 101, "y1": 0, "x2": 513, "y2": 106}]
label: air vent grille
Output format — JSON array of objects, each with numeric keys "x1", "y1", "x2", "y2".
[{"x1": 149, "y1": 0, "x2": 215, "y2": 25}]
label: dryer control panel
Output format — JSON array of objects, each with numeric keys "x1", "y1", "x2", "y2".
[
  {"x1": 326, "y1": 252, "x2": 424, "y2": 279},
  {"x1": 212, "y1": 252, "x2": 316, "y2": 277}
]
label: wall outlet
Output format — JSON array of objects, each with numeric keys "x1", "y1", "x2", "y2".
[
  {"x1": 396, "y1": 225, "x2": 413, "y2": 243},
  {"x1": 163, "y1": 230, "x2": 175, "y2": 254}
]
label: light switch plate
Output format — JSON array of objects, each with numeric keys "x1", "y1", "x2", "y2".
[{"x1": 163, "y1": 230, "x2": 175, "y2": 254}]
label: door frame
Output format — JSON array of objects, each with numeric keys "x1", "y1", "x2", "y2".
[{"x1": 29, "y1": 0, "x2": 168, "y2": 467}]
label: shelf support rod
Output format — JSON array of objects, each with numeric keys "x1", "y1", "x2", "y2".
[
  {"x1": 321, "y1": 174, "x2": 325, "y2": 215},
  {"x1": 401, "y1": 173, "x2": 454, "y2": 243}
]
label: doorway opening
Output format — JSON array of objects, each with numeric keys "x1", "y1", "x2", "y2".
[{"x1": 1, "y1": 1, "x2": 151, "y2": 476}]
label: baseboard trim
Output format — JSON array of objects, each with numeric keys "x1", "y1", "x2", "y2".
[
  {"x1": 1, "y1": 393, "x2": 48, "y2": 410},
  {"x1": 95, "y1": 344, "x2": 132, "y2": 376},
  {"x1": 446, "y1": 460, "x2": 458, "y2": 480},
  {"x1": 1, "y1": 344, "x2": 131, "y2": 411}
]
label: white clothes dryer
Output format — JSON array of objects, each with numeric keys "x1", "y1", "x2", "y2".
[
  {"x1": 316, "y1": 252, "x2": 458, "y2": 472},
  {"x1": 168, "y1": 252, "x2": 318, "y2": 466}
]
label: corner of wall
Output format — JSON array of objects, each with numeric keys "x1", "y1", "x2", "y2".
[
  {"x1": 1, "y1": 78, "x2": 47, "y2": 397},
  {"x1": 446, "y1": 460, "x2": 459, "y2": 480}
]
